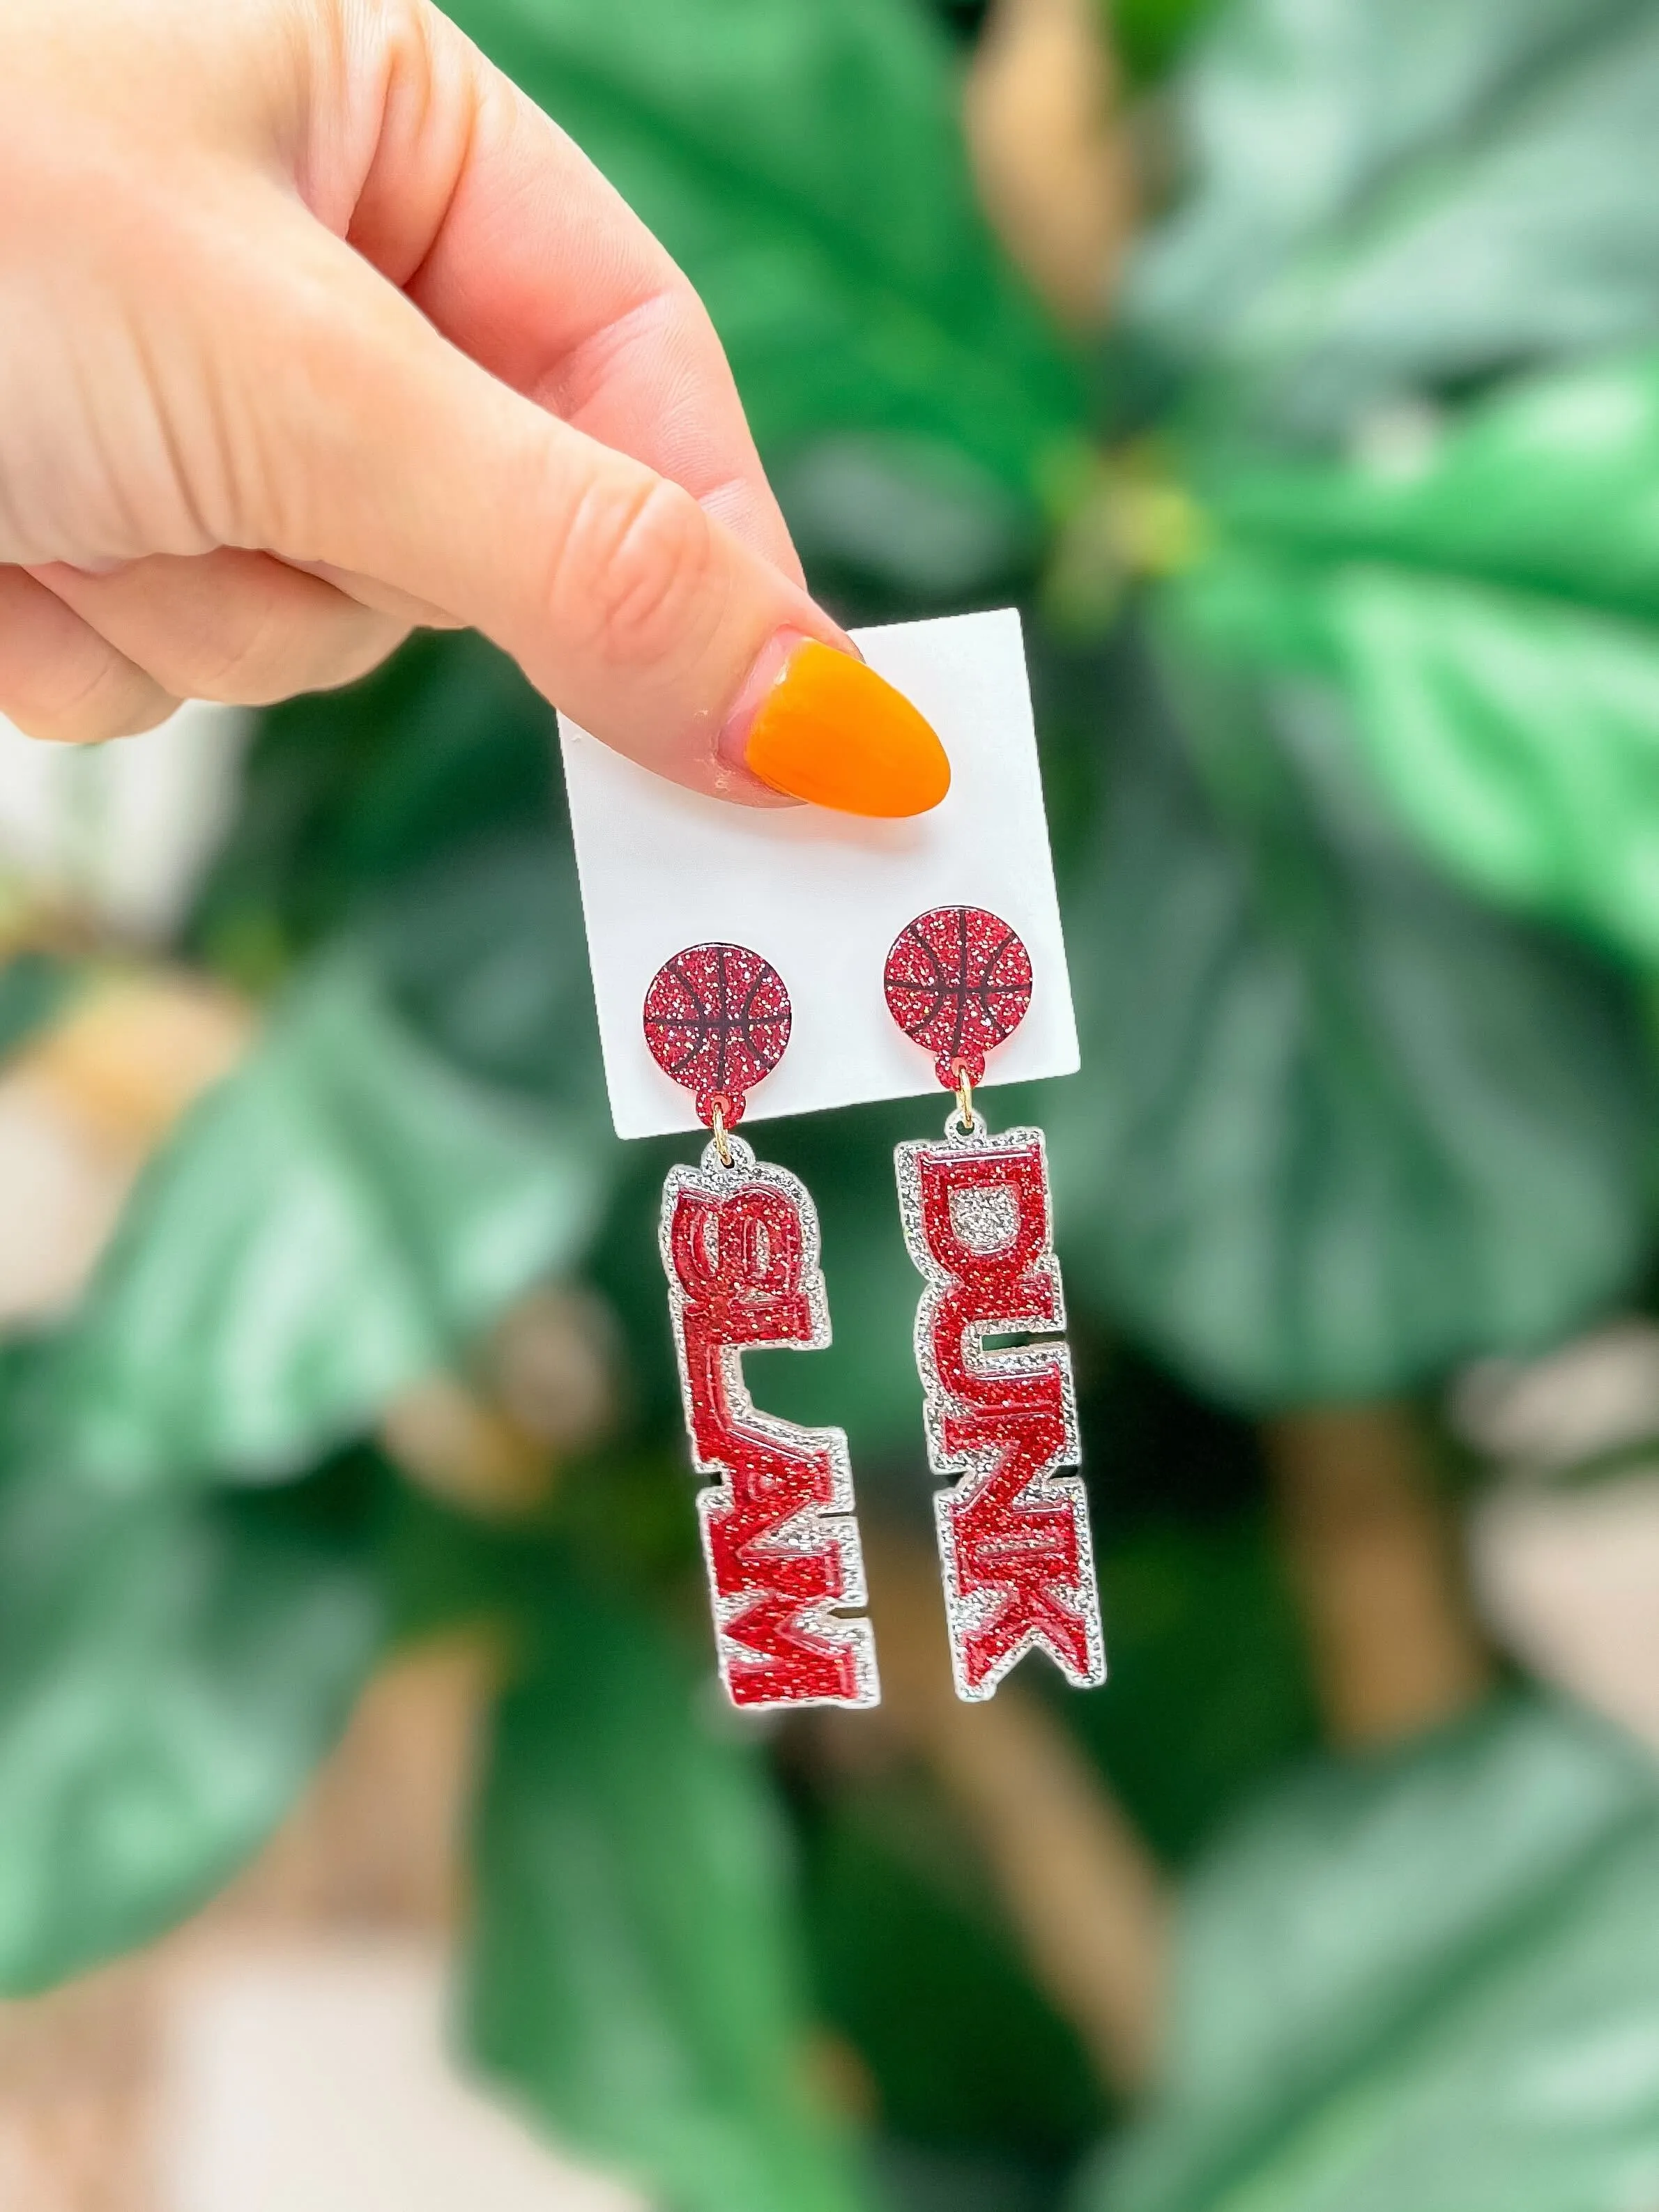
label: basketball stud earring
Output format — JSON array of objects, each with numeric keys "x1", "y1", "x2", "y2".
[
  {"x1": 644, "y1": 943, "x2": 879, "y2": 1712},
  {"x1": 884, "y1": 907, "x2": 1106, "y2": 1702}
]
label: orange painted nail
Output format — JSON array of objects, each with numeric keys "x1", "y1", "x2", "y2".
[{"x1": 729, "y1": 637, "x2": 951, "y2": 817}]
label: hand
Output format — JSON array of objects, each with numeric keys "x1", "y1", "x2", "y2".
[{"x1": 0, "y1": 0, "x2": 947, "y2": 814}]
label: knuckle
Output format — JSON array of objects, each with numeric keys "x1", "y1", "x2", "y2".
[
  {"x1": 546, "y1": 281, "x2": 704, "y2": 422},
  {"x1": 305, "y1": 610, "x2": 409, "y2": 693},
  {"x1": 178, "y1": 592, "x2": 296, "y2": 706},
  {"x1": 3, "y1": 657, "x2": 174, "y2": 744},
  {"x1": 555, "y1": 471, "x2": 717, "y2": 670},
  {"x1": 164, "y1": 597, "x2": 402, "y2": 709}
]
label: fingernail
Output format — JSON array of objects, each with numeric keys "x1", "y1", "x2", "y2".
[{"x1": 719, "y1": 633, "x2": 951, "y2": 817}]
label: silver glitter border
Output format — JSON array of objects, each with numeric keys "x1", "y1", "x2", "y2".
[
  {"x1": 660, "y1": 1135, "x2": 880, "y2": 1711},
  {"x1": 896, "y1": 1114, "x2": 1107, "y2": 1701}
]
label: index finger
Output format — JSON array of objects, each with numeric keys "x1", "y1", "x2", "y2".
[{"x1": 333, "y1": 8, "x2": 803, "y2": 582}]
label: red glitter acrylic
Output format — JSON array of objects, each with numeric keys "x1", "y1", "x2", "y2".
[
  {"x1": 648, "y1": 944, "x2": 878, "y2": 1711},
  {"x1": 885, "y1": 904, "x2": 1034, "y2": 1088},
  {"x1": 643, "y1": 940, "x2": 791, "y2": 1127},
  {"x1": 886, "y1": 909, "x2": 1106, "y2": 1700}
]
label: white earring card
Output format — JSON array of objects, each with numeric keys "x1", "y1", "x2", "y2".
[{"x1": 559, "y1": 608, "x2": 1080, "y2": 1140}]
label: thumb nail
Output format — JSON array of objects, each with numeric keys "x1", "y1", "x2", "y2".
[{"x1": 719, "y1": 633, "x2": 950, "y2": 818}]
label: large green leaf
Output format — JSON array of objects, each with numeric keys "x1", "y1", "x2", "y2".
[
  {"x1": 39, "y1": 952, "x2": 604, "y2": 1493},
  {"x1": 1131, "y1": 0, "x2": 1659, "y2": 441},
  {"x1": 1049, "y1": 640, "x2": 1655, "y2": 1407},
  {"x1": 1198, "y1": 349, "x2": 1659, "y2": 614},
  {"x1": 1167, "y1": 349, "x2": 1659, "y2": 960},
  {"x1": 1075, "y1": 1698, "x2": 1659, "y2": 2212},
  {"x1": 463, "y1": 1573, "x2": 877, "y2": 2212},
  {"x1": 373, "y1": 829, "x2": 608, "y2": 1116},
  {"x1": 1063, "y1": 13, "x2": 1659, "y2": 1397},
  {"x1": 1066, "y1": 1515, "x2": 1318, "y2": 1865},
  {"x1": 0, "y1": 1420, "x2": 383, "y2": 1992},
  {"x1": 444, "y1": 0, "x2": 1085, "y2": 589},
  {"x1": 192, "y1": 631, "x2": 560, "y2": 976},
  {"x1": 806, "y1": 1783, "x2": 1106, "y2": 2160},
  {"x1": 0, "y1": 953, "x2": 76, "y2": 1063},
  {"x1": 1113, "y1": 0, "x2": 1223, "y2": 87}
]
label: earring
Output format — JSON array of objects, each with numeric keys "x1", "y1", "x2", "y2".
[
  {"x1": 645, "y1": 943, "x2": 879, "y2": 1712},
  {"x1": 885, "y1": 907, "x2": 1106, "y2": 1703}
]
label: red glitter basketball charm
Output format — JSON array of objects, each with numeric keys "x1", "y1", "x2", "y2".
[
  {"x1": 643, "y1": 942, "x2": 791, "y2": 1126},
  {"x1": 884, "y1": 906, "x2": 1032, "y2": 1088}
]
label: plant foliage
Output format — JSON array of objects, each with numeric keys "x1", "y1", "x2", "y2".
[{"x1": 1078, "y1": 1699, "x2": 1659, "y2": 2212}]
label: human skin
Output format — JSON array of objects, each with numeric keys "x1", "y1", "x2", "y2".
[{"x1": 0, "y1": 0, "x2": 947, "y2": 813}]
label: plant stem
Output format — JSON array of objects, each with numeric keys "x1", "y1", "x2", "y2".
[
  {"x1": 964, "y1": 0, "x2": 1138, "y2": 328},
  {"x1": 1265, "y1": 1403, "x2": 1494, "y2": 1749},
  {"x1": 858, "y1": 1535, "x2": 1168, "y2": 2096}
]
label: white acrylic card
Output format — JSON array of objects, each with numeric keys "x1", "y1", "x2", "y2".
[{"x1": 559, "y1": 608, "x2": 1079, "y2": 1139}]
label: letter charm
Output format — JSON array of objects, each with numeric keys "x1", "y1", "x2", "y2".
[
  {"x1": 645, "y1": 940, "x2": 878, "y2": 1710},
  {"x1": 886, "y1": 905, "x2": 1106, "y2": 1700}
]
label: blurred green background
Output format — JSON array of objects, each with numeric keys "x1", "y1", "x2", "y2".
[{"x1": 7, "y1": 0, "x2": 1659, "y2": 2206}]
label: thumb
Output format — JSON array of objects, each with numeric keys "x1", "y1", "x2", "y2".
[{"x1": 246, "y1": 222, "x2": 949, "y2": 818}]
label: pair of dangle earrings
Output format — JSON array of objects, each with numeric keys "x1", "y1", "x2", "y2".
[{"x1": 644, "y1": 908, "x2": 1106, "y2": 1713}]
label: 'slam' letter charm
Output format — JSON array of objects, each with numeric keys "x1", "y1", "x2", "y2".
[
  {"x1": 663, "y1": 1149, "x2": 878, "y2": 1709},
  {"x1": 645, "y1": 941, "x2": 878, "y2": 1712}
]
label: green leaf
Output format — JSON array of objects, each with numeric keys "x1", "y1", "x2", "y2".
[
  {"x1": 1172, "y1": 350, "x2": 1659, "y2": 960},
  {"x1": 1285, "y1": 566, "x2": 1659, "y2": 966},
  {"x1": 1131, "y1": 0, "x2": 1659, "y2": 440},
  {"x1": 0, "y1": 953, "x2": 76, "y2": 1064},
  {"x1": 1076, "y1": 1698, "x2": 1659, "y2": 2212},
  {"x1": 41, "y1": 952, "x2": 606, "y2": 1492},
  {"x1": 1200, "y1": 349, "x2": 1659, "y2": 614},
  {"x1": 806, "y1": 1785, "x2": 1105, "y2": 2158},
  {"x1": 1068, "y1": 1516, "x2": 1319, "y2": 1865},
  {"x1": 1049, "y1": 640, "x2": 1656, "y2": 1407},
  {"x1": 1090, "y1": 11, "x2": 1659, "y2": 1395},
  {"x1": 372, "y1": 831, "x2": 607, "y2": 1115},
  {"x1": 0, "y1": 1425, "x2": 383, "y2": 1993},
  {"x1": 1113, "y1": 0, "x2": 1222, "y2": 88},
  {"x1": 444, "y1": 0, "x2": 1085, "y2": 582},
  {"x1": 192, "y1": 631, "x2": 558, "y2": 975},
  {"x1": 463, "y1": 1573, "x2": 877, "y2": 2212}
]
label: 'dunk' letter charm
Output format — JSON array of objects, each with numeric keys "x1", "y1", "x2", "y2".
[
  {"x1": 645, "y1": 943, "x2": 878, "y2": 1712},
  {"x1": 886, "y1": 907, "x2": 1105, "y2": 1702}
]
